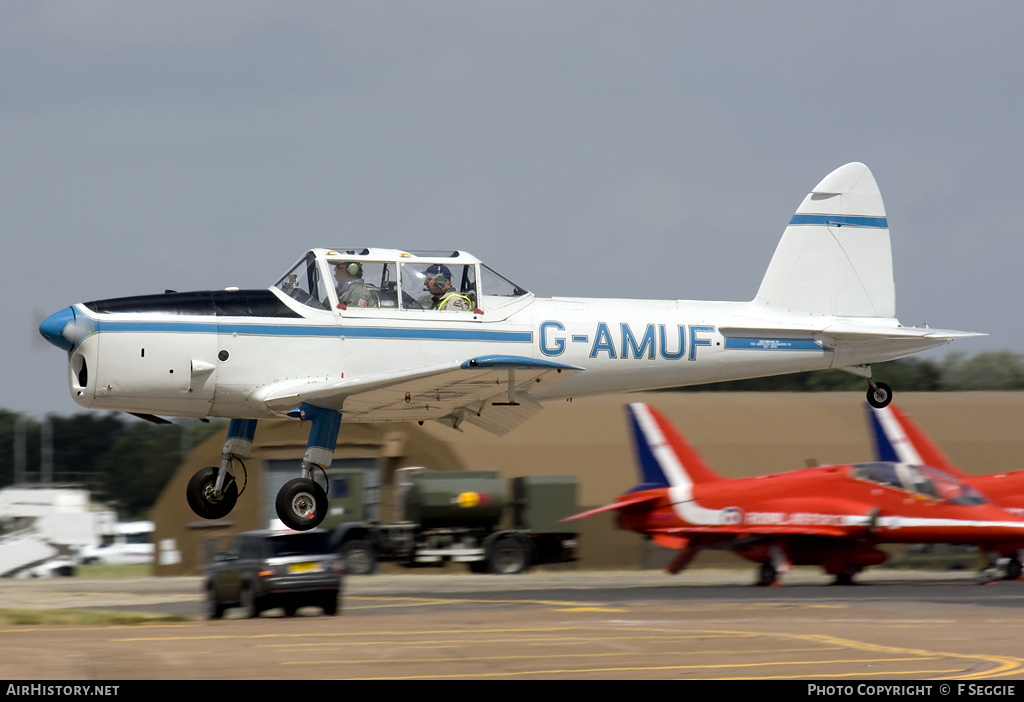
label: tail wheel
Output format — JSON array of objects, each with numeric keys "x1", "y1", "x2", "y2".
[
  {"x1": 275, "y1": 478, "x2": 328, "y2": 531},
  {"x1": 867, "y1": 382, "x2": 893, "y2": 409},
  {"x1": 186, "y1": 467, "x2": 238, "y2": 520}
]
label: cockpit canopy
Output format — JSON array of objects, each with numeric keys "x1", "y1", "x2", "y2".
[
  {"x1": 851, "y1": 462, "x2": 988, "y2": 505},
  {"x1": 273, "y1": 248, "x2": 529, "y2": 313}
]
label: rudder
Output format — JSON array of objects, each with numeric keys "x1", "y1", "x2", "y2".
[
  {"x1": 755, "y1": 162, "x2": 895, "y2": 318},
  {"x1": 626, "y1": 403, "x2": 724, "y2": 494}
]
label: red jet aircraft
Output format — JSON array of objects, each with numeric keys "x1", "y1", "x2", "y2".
[
  {"x1": 868, "y1": 403, "x2": 1024, "y2": 580},
  {"x1": 566, "y1": 403, "x2": 1024, "y2": 585}
]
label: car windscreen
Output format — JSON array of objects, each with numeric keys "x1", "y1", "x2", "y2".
[{"x1": 267, "y1": 532, "x2": 333, "y2": 557}]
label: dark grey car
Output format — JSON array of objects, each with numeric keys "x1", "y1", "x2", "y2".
[{"x1": 205, "y1": 529, "x2": 343, "y2": 618}]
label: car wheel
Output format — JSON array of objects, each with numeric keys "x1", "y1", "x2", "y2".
[
  {"x1": 322, "y1": 592, "x2": 339, "y2": 616},
  {"x1": 206, "y1": 584, "x2": 225, "y2": 620},
  {"x1": 240, "y1": 584, "x2": 261, "y2": 618}
]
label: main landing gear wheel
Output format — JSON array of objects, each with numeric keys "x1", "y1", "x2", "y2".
[
  {"x1": 866, "y1": 382, "x2": 893, "y2": 409},
  {"x1": 186, "y1": 467, "x2": 239, "y2": 519},
  {"x1": 756, "y1": 562, "x2": 778, "y2": 587},
  {"x1": 275, "y1": 478, "x2": 328, "y2": 531}
]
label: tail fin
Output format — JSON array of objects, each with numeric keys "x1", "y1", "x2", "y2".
[
  {"x1": 866, "y1": 403, "x2": 966, "y2": 477},
  {"x1": 755, "y1": 162, "x2": 895, "y2": 318},
  {"x1": 626, "y1": 403, "x2": 724, "y2": 495}
]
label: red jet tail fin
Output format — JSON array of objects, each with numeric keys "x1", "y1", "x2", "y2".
[
  {"x1": 867, "y1": 403, "x2": 965, "y2": 477},
  {"x1": 627, "y1": 403, "x2": 725, "y2": 491}
]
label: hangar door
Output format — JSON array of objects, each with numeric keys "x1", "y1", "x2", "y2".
[{"x1": 264, "y1": 458, "x2": 381, "y2": 527}]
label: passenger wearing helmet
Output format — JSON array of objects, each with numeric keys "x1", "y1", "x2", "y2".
[
  {"x1": 334, "y1": 262, "x2": 378, "y2": 308},
  {"x1": 423, "y1": 264, "x2": 472, "y2": 311}
]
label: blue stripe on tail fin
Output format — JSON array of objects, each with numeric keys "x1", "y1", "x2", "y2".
[
  {"x1": 627, "y1": 404, "x2": 671, "y2": 491},
  {"x1": 866, "y1": 404, "x2": 901, "y2": 463}
]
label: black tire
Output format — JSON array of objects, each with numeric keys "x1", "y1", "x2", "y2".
[
  {"x1": 756, "y1": 562, "x2": 778, "y2": 587},
  {"x1": 1006, "y1": 558, "x2": 1022, "y2": 581},
  {"x1": 487, "y1": 536, "x2": 528, "y2": 575},
  {"x1": 240, "y1": 584, "x2": 261, "y2": 618},
  {"x1": 205, "y1": 584, "x2": 225, "y2": 620},
  {"x1": 867, "y1": 382, "x2": 893, "y2": 409},
  {"x1": 275, "y1": 478, "x2": 328, "y2": 531},
  {"x1": 340, "y1": 539, "x2": 378, "y2": 576},
  {"x1": 322, "y1": 592, "x2": 339, "y2": 616},
  {"x1": 186, "y1": 467, "x2": 238, "y2": 520}
]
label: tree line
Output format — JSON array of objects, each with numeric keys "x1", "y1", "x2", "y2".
[
  {"x1": 2, "y1": 351, "x2": 1022, "y2": 519},
  {"x1": 0, "y1": 413, "x2": 223, "y2": 520},
  {"x1": 681, "y1": 350, "x2": 1024, "y2": 392}
]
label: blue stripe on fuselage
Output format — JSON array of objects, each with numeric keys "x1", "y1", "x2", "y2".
[
  {"x1": 91, "y1": 318, "x2": 533, "y2": 343},
  {"x1": 788, "y1": 214, "x2": 888, "y2": 228},
  {"x1": 724, "y1": 338, "x2": 825, "y2": 351}
]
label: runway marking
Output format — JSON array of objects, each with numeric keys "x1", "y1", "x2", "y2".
[
  {"x1": 255, "y1": 633, "x2": 786, "y2": 649},
  {"x1": 345, "y1": 595, "x2": 626, "y2": 612},
  {"x1": 764, "y1": 633, "x2": 1024, "y2": 680},
  {"x1": 340, "y1": 657, "x2": 956, "y2": 680},
  {"x1": 276, "y1": 646, "x2": 846, "y2": 664}
]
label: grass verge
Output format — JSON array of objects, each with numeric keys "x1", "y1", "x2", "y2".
[{"x1": 0, "y1": 608, "x2": 188, "y2": 626}]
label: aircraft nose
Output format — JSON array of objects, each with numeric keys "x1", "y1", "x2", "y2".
[{"x1": 38, "y1": 306, "x2": 79, "y2": 351}]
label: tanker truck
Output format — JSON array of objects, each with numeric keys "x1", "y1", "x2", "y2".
[{"x1": 327, "y1": 468, "x2": 578, "y2": 575}]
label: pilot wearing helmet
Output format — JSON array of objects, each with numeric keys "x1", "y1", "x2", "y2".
[
  {"x1": 333, "y1": 262, "x2": 378, "y2": 308},
  {"x1": 424, "y1": 264, "x2": 472, "y2": 311}
]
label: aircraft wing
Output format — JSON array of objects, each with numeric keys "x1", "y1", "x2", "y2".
[{"x1": 253, "y1": 355, "x2": 583, "y2": 436}]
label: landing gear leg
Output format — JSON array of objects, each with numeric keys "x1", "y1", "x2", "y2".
[
  {"x1": 275, "y1": 404, "x2": 339, "y2": 531},
  {"x1": 186, "y1": 419, "x2": 257, "y2": 519}
]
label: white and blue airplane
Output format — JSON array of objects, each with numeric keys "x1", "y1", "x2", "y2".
[{"x1": 38, "y1": 162, "x2": 981, "y2": 530}]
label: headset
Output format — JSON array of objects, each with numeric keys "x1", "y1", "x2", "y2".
[{"x1": 341, "y1": 262, "x2": 361, "y2": 277}]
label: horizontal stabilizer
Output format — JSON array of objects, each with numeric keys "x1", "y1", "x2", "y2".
[{"x1": 560, "y1": 492, "x2": 661, "y2": 521}]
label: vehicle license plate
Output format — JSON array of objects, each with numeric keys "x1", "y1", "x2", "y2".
[{"x1": 288, "y1": 562, "x2": 322, "y2": 573}]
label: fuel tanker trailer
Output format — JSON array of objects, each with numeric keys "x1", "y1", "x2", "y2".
[{"x1": 329, "y1": 468, "x2": 579, "y2": 575}]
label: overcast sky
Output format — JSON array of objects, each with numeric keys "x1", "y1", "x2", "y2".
[{"x1": 4, "y1": 2, "x2": 1023, "y2": 418}]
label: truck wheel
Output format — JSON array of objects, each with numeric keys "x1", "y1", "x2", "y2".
[
  {"x1": 341, "y1": 540, "x2": 378, "y2": 575},
  {"x1": 488, "y1": 537, "x2": 528, "y2": 575}
]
